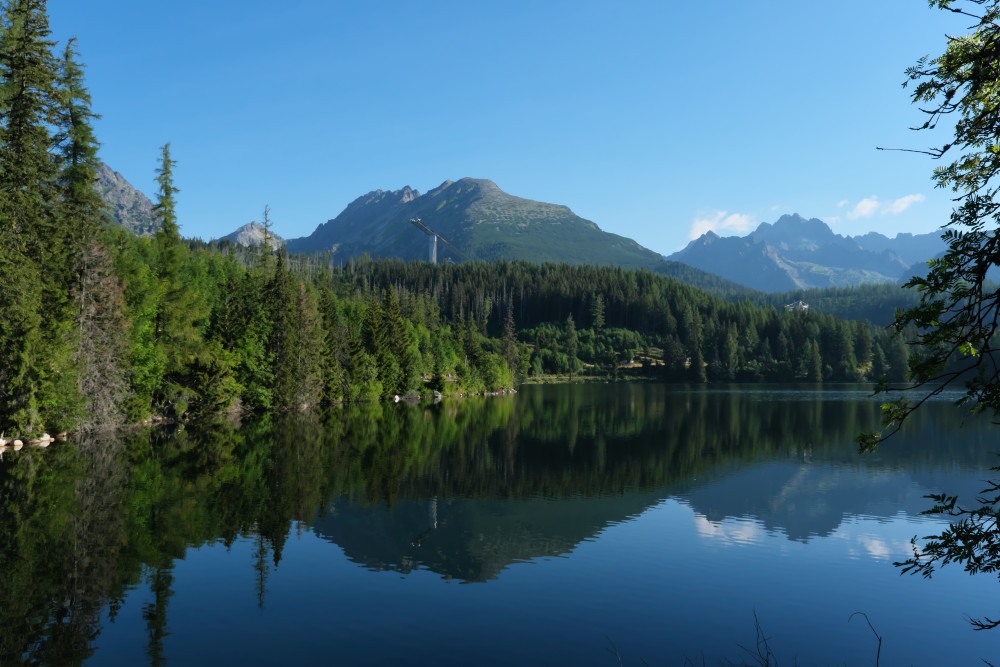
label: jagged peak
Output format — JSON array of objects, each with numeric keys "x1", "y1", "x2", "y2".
[
  {"x1": 346, "y1": 185, "x2": 421, "y2": 209},
  {"x1": 752, "y1": 213, "x2": 835, "y2": 242},
  {"x1": 773, "y1": 213, "x2": 829, "y2": 230}
]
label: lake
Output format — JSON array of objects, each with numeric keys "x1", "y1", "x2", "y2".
[{"x1": 1, "y1": 384, "x2": 999, "y2": 665}]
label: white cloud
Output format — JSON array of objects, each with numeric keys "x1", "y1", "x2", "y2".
[
  {"x1": 860, "y1": 536, "x2": 891, "y2": 560},
  {"x1": 848, "y1": 196, "x2": 880, "y2": 219},
  {"x1": 841, "y1": 194, "x2": 926, "y2": 220},
  {"x1": 885, "y1": 193, "x2": 925, "y2": 215},
  {"x1": 688, "y1": 211, "x2": 755, "y2": 240},
  {"x1": 694, "y1": 514, "x2": 762, "y2": 546}
]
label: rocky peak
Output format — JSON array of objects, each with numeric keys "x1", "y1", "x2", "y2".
[
  {"x1": 96, "y1": 162, "x2": 158, "y2": 235},
  {"x1": 219, "y1": 221, "x2": 285, "y2": 249}
]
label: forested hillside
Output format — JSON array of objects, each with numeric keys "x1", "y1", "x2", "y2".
[
  {"x1": 298, "y1": 258, "x2": 909, "y2": 384},
  {"x1": 0, "y1": 1, "x2": 909, "y2": 440}
]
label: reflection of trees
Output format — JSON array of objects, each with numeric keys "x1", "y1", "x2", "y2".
[
  {"x1": 0, "y1": 418, "x2": 315, "y2": 665},
  {"x1": 0, "y1": 436, "x2": 131, "y2": 665},
  {"x1": 0, "y1": 385, "x2": 995, "y2": 660}
]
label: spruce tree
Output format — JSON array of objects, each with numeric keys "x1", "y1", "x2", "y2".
[
  {"x1": 564, "y1": 314, "x2": 578, "y2": 377},
  {"x1": 54, "y1": 37, "x2": 102, "y2": 272},
  {"x1": 0, "y1": 0, "x2": 63, "y2": 433},
  {"x1": 55, "y1": 37, "x2": 129, "y2": 431},
  {"x1": 293, "y1": 281, "x2": 325, "y2": 408},
  {"x1": 150, "y1": 144, "x2": 210, "y2": 418},
  {"x1": 267, "y1": 249, "x2": 300, "y2": 410},
  {"x1": 0, "y1": 0, "x2": 57, "y2": 259},
  {"x1": 502, "y1": 295, "x2": 519, "y2": 377},
  {"x1": 0, "y1": 241, "x2": 42, "y2": 432}
]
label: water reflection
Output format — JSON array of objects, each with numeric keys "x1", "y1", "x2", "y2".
[{"x1": 0, "y1": 384, "x2": 994, "y2": 664}]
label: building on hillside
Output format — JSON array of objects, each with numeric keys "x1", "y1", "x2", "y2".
[{"x1": 784, "y1": 300, "x2": 809, "y2": 312}]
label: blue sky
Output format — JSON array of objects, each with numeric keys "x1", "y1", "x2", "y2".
[{"x1": 48, "y1": 1, "x2": 962, "y2": 254}]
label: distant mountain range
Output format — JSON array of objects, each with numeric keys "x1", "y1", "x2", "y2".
[
  {"x1": 285, "y1": 177, "x2": 666, "y2": 269},
  {"x1": 668, "y1": 213, "x2": 945, "y2": 292},
  {"x1": 95, "y1": 166, "x2": 946, "y2": 293}
]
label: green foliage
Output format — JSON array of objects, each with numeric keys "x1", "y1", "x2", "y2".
[
  {"x1": 866, "y1": 0, "x2": 1000, "y2": 445},
  {"x1": 0, "y1": 241, "x2": 42, "y2": 432},
  {"x1": 852, "y1": 0, "x2": 1000, "y2": 631},
  {"x1": 0, "y1": 2, "x2": 917, "y2": 435}
]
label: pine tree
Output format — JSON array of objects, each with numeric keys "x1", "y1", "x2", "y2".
[
  {"x1": 292, "y1": 281, "x2": 325, "y2": 408},
  {"x1": 0, "y1": 241, "x2": 42, "y2": 432},
  {"x1": 55, "y1": 37, "x2": 130, "y2": 431},
  {"x1": 564, "y1": 313, "x2": 578, "y2": 377},
  {"x1": 0, "y1": 0, "x2": 58, "y2": 259},
  {"x1": 0, "y1": 0, "x2": 65, "y2": 433},
  {"x1": 54, "y1": 37, "x2": 102, "y2": 273},
  {"x1": 502, "y1": 295, "x2": 519, "y2": 376},
  {"x1": 267, "y1": 249, "x2": 300, "y2": 411},
  {"x1": 590, "y1": 292, "x2": 605, "y2": 331},
  {"x1": 153, "y1": 143, "x2": 179, "y2": 239},
  {"x1": 149, "y1": 144, "x2": 210, "y2": 418}
]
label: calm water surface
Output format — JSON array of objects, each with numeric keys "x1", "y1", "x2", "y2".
[{"x1": 2, "y1": 384, "x2": 999, "y2": 665}]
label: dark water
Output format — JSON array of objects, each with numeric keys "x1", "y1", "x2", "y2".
[{"x1": 2, "y1": 384, "x2": 999, "y2": 665}]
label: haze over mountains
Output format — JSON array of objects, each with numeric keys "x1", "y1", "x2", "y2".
[
  {"x1": 669, "y1": 214, "x2": 945, "y2": 292},
  {"x1": 96, "y1": 167, "x2": 945, "y2": 293}
]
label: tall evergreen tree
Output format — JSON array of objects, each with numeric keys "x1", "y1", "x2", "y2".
[
  {"x1": 502, "y1": 295, "x2": 519, "y2": 377},
  {"x1": 149, "y1": 144, "x2": 210, "y2": 419},
  {"x1": 54, "y1": 37, "x2": 102, "y2": 271},
  {"x1": 0, "y1": 243, "x2": 42, "y2": 432},
  {"x1": 292, "y1": 281, "x2": 325, "y2": 408},
  {"x1": 153, "y1": 142, "x2": 179, "y2": 239},
  {"x1": 55, "y1": 37, "x2": 129, "y2": 431},
  {"x1": 564, "y1": 313, "x2": 578, "y2": 377},
  {"x1": 267, "y1": 249, "x2": 301, "y2": 410},
  {"x1": 0, "y1": 0, "x2": 57, "y2": 259},
  {"x1": 0, "y1": 0, "x2": 64, "y2": 433}
]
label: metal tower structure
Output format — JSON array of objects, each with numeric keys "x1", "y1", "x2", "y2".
[{"x1": 408, "y1": 218, "x2": 467, "y2": 264}]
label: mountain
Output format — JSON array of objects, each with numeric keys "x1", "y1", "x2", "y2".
[
  {"x1": 669, "y1": 213, "x2": 945, "y2": 292},
  {"x1": 853, "y1": 230, "x2": 944, "y2": 267},
  {"x1": 96, "y1": 162, "x2": 158, "y2": 235},
  {"x1": 286, "y1": 178, "x2": 666, "y2": 269},
  {"x1": 217, "y1": 221, "x2": 284, "y2": 249}
]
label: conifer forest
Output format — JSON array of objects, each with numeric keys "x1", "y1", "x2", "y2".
[{"x1": 0, "y1": 1, "x2": 909, "y2": 440}]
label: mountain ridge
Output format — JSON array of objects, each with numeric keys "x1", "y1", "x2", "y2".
[
  {"x1": 95, "y1": 165, "x2": 946, "y2": 294},
  {"x1": 669, "y1": 213, "x2": 944, "y2": 292},
  {"x1": 286, "y1": 177, "x2": 665, "y2": 269}
]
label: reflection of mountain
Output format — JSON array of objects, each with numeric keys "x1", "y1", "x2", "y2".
[
  {"x1": 312, "y1": 491, "x2": 664, "y2": 582},
  {"x1": 678, "y1": 403, "x2": 997, "y2": 542},
  {"x1": 308, "y1": 387, "x2": 1000, "y2": 577},
  {"x1": 2, "y1": 384, "x2": 998, "y2": 663},
  {"x1": 683, "y1": 462, "x2": 926, "y2": 541}
]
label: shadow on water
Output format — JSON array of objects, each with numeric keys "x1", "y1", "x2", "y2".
[{"x1": 0, "y1": 384, "x2": 994, "y2": 663}]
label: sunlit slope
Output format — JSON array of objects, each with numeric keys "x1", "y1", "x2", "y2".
[{"x1": 287, "y1": 177, "x2": 667, "y2": 269}]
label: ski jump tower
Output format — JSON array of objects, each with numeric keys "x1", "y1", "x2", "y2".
[{"x1": 409, "y1": 218, "x2": 438, "y2": 263}]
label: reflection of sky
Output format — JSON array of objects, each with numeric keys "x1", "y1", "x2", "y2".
[
  {"x1": 693, "y1": 513, "x2": 766, "y2": 546},
  {"x1": 679, "y1": 458, "x2": 973, "y2": 543},
  {"x1": 590, "y1": 499, "x2": 1000, "y2": 666},
  {"x1": 90, "y1": 497, "x2": 1000, "y2": 667},
  {"x1": 690, "y1": 506, "x2": 939, "y2": 563}
]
